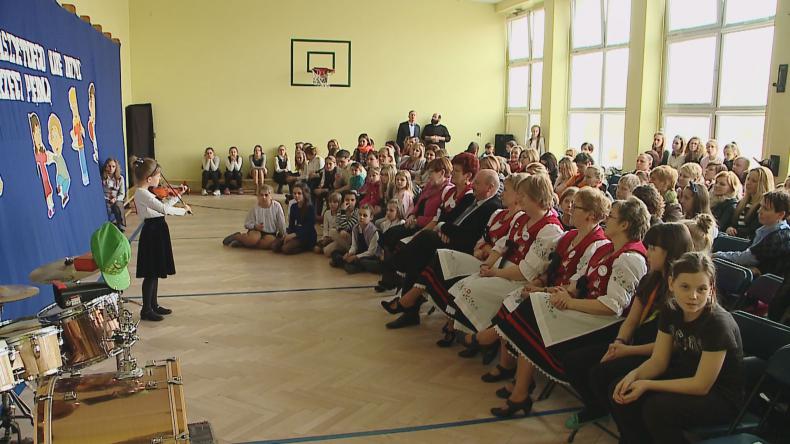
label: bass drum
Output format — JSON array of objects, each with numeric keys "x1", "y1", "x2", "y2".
[{"x1": 34, "y1": 359, "x2": 189, "y2": 444}]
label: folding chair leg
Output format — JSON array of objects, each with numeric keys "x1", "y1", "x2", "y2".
[{"x1": 537, "y1": 381, "x2": 556, "y2": 401}]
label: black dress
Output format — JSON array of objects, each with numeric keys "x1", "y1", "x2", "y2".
[{"x1": 136, "y1": 217, "x2": 175, "y2": 278}]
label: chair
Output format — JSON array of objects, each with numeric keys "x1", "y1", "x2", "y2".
[
  {"x1": 685, "y1": 312, "x2": 790, "y2": 441},
  {"x1": 713, "y1": 235, "x2": 752, "y2": 253},
  {"x1": 713, "y1": 258, "x2": 754, "y2": 310},
  {"x1": 742, "y1": 274, "x2": 785, "y2": 312},
  {"x1": 698, "y1": 433, "x2": 770, "y2": 443}
]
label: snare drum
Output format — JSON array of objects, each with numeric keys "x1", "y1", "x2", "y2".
[
  {"x1": 38, "y1": 293, "x2": 121, "y2": 370},
  {"x1": 0, "y1": 340, "x2": 21, "y2": 392},
  {"x1": 0, "y1": 318, "x2": 62, "y2": 381},
  {"x1": 34, "y1": 359, "x2": 189, "y2": 444}
]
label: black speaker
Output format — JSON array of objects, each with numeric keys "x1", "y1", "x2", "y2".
[
  {"x1": 494, "y1": 134, "x2": 515, "y2": 157},
  {"x1": 125, "y1": 104, "x2": 154, "y2": 178}
]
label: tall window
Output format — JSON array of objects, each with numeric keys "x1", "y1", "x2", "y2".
[
  {"x1": 662, "y1": 0, "x2": 776, "y2": 161},
  {"x1": 507, "y1": 9, "x2": 545, "y2": 139},
  {"x1": 568, "y1": 0, "x2": 631, "y2": 168}
]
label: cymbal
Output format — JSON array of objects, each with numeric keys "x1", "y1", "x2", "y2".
[
  {"x1": 0, "y1": 285, "x2": 39, "y2": 303},
  {"x1": 29, "y1": 258, "x2": 99, "y2": 284}
]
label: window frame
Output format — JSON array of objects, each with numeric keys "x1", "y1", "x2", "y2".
[
  {"x1": 506, "y1": 8, "x2": 545, "y2": 141},
  {"x1": 567, "y1": 0, "x2": 631, "y2": 167},
  {"x1": 660, "y1": 0, "x2": 775, "y2": 157}
]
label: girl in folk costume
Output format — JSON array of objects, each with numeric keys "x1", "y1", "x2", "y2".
[
  {"x1": 562, "y1": 223, "x2": 694, "y2": 430},
  {"x1": 87, "y1": 83, "x2": 98, "y2": 163},
  {"x1": 29, "y1": 113, "x2": 56, "y2": 218},
  {"x1": 68, "y1": 87, "x2": 89, "y2": 186},
  {"x1": 131, "y1": 157, "x2": 191, "y2": 321},
  {"x1": 489, "y1": 197, "x2": 649, "y2": 417},
  {"x1": 457, "y1": 187, "x2": 611, "y2": 383},
  {"x1": 449, "y1": 174, "x2": 564, "y2": 335},
  {"x1": 381, "y1": 173, "x2": 529, "y2": 341}
]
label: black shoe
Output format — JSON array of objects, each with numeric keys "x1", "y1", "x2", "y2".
[
  {"x1": 223, "y1": 232, "x2": 240, "y2": 246},
  {"x1": 495, "y1": 386, "x2": 512, "y2": 399},
  {"x1": 436, "y1": 324, "x2": 457, "y2": 348},
  {"x1": 458, "y1": 333, "x2": 481, "y2": 358},
  {"x1": 380, "y1": 297, "x2": 404, "y2": 314},
  {"x1": 375, "y1": 282, "x2": 396, "y2": 293},
  {"x1": 154, "y1": 306, "x2": 173, "y2": 315},
  {"x1": 385, "y1": 310, "x2": 420, "y2": 329},
  {"x1": 482, "y1": 365, "x2": 516, "y2": 383},
  {"x1": 495, "y1": 381, "x2": 536, "y2": 399},
  {"x1": 482, "y1": 342, "x2": 499, "y2": 365},
  {"x1": 140, "y1": 310, "x2": 164, "y2": 322},
  {"x1": 491, "y1": 397, "x2": 533, "y2": 418}
]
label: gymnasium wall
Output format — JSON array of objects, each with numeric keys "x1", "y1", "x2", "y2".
[{"x1": 126, "y1": 0, "x2": 506, "y2": 182}]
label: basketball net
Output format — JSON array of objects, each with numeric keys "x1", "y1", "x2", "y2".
[{"x1": 311, "y1": 67, "x2": 334, "y2": 87}]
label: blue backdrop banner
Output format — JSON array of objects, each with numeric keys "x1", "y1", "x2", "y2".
[{"x1": 0, "y1": 0, "x2": 125, "y2": 319}]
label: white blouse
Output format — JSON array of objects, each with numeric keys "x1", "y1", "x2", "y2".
[
  {"x1": 244, "y1": 201, "x2": 286, "y2": 235},
  {"x1": 516, "y1": 223, "x2": 565, "y2": 282},
  {"x1": 597, "y1": 252, "x2": 648, "y2": 316},
  {"x1": 225, "y1": 157, "x2": 243, "y2": 172},
  {"x1": 134, "y1": 187, "x2": 187, "y2": 219},
  {"x1": 202, "y1": 156, "x2": 220, "y2": 172},
  {"x1": 569, "y1": 239, "x2": 611, "y2": 284}
]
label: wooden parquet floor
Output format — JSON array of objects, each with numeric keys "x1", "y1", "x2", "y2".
[{"x1": 23, "y1": 195, "x2": 620, "y2": 444}]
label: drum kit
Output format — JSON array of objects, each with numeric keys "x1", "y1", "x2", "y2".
[{"x1": 0, "y1": 256, "x2": 196, "y2": 444}]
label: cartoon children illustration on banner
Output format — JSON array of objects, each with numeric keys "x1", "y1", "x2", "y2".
[
  {"x1": 68, "y1": 86, "x2": 89, "y2": 185},
  {"x1": 88, "y1": 83, "x2": 98, "y2": 164},
  {"x1": 29, "y1": 113, "x2": 56, "y2": 218},
  {"x1": 47, "y1": 113, "x2": 71, "y2": 208}
]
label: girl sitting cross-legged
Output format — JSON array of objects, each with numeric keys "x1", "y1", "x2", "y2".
[{"x1": 222, "y1": 185, "x2": 286, "y2": 249}]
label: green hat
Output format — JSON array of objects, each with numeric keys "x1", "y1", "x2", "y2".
[{"x1": 91, "y1": 222, "x2": 131, "y2": 291}]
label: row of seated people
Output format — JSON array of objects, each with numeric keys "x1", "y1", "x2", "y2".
[{"x1": 373, "y1": 152, "x2": 790, "y2": 443}]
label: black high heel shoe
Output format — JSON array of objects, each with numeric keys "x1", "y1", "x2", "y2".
[
  {"x1": 436, "y1": 324, "x2": 457, "y2": 348},
  {"x1": 458, "y1": 333, "x2": 481, "y2": 358},
  {"x1": 491, "y1": 397, "x2": 533, "y2": 418},
  {"x1": 380, "y1": 297, "x2": 404, "y2": 315},
  {"x1": 481, "y1": 365, "x2": 516, "y2": 383},
  {"x1": 495, "y1": 381, "x2": 536, "y2": 399}
]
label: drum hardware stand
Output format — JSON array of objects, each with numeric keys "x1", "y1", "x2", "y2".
[
  {"x1": 114, "y1": 303, "x2": 143, "y2": 380},
  {"x1": 0, "y1": 387, "x2": 32, "y2": 444}
]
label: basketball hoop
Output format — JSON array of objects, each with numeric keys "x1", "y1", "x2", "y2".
[{"x1": 311, "y1": 67, "x2": 334, "y2": 87}]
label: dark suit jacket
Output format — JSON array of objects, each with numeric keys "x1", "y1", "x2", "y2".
[
  {"x1": 440, "y1": 195, "x2": 502, "y2": 254},
  {"x1": 396, "y1": 121, "x2": 420, "y2": 147}
]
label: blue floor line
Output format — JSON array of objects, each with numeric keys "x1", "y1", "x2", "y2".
[
  {"x1": 123, "y1": 285, "x2": 375, "y2": 299},
  {"x1": 238, "y1": 406, "x2": 581, "y2": 444}
]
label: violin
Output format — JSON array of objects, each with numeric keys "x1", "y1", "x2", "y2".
[{"x1": 147, "y1": 183, "x2": 190, "y2": 201}]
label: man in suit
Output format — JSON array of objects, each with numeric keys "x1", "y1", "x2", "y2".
[
  {"x1": 380, "y1": 163, "x2": 502, "y2": 329},
  {"x1": 422, "y1": 112, "x2": 451, "y2": 150},
  {"x1": 396, "y1": 110, "x2": 420, "y2": 148}
]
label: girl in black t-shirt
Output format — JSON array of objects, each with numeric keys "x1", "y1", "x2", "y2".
[{"x1": 609, "y1": 252, "x2": 743, "y2": 444}]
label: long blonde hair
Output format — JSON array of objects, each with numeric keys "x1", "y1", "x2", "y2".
[
  {"x1": 391, "y1": 170, "x2": 414, "y2": 200},
  {"x1": 380, "y1": 164, "x2": 397, "y2": 200},
  {"x1": 557, "y1": 156, "x2": 577, "y2": 182},
  {"x1": 733, "y1": 166, "x2": 774, "y2": 223}
]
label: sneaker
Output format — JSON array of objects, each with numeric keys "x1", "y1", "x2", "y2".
[
  {"x1": 213, "y1": 189, "x2": 221, "y2": 196},
  {"x1": 201, "y1": 189, "x2": 208, "y2": 196},
  {"x1": 238, "y1": 189, "x2": 244, "y2": 195},
  {"x1": 224, "y1": 188, "x2": 231, "y2": 195}
]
